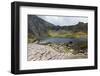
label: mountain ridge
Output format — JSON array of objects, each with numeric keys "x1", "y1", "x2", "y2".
[{"x1": 28, "y1": 15, "x2": 88, "y2": 40}]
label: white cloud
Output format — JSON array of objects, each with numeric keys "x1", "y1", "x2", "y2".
[{"x1": 38, "y1": 15, "x2": 88, "y2": 26}]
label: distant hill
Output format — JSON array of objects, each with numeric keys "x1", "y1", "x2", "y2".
[
  {"x1": 61, "y1": 22, "x2": 88, "y2": 33},
  {"x1": 28, "y1": 15, "x2": 88, "y2": 40}
]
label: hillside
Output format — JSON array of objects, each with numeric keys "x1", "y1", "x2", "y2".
[
  {"x1": 28, "y1": 15, "x2": 55, "y2": 39},
  {"x1": 28, "y1": 15, "x2": 88, "y2": 43}
]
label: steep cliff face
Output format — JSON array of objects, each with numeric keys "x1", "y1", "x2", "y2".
[{"x1": 28, "y1": 15, "x2": 55, "y2": 39}]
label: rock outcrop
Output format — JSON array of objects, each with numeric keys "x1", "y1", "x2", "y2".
[{"x1": 27, "y1": 43, "x2": 87, "y2": 61}]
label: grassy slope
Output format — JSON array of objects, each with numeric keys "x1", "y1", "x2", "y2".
[{"x1": 48, "y1": 30, "x2": 87, "y2": 39}]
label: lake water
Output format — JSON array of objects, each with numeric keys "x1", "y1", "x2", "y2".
[{"x1": 39, "y1": 38, "x2": 86, "y2": 44}]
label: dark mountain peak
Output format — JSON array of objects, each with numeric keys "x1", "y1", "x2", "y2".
[
  {"x1": 28, "y1": 15, "x2": 55, "y2": 39},
  {"x1": 77, "y1": 22, "x2": 88, "y2": 26},
  {"x1": 78, "y1": 22, "x2": 84, "y2": 24},
  {"x1": 28, "y1": 15, "x2": 55, "y2": 26}
]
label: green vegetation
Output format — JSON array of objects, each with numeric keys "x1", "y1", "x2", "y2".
[
  {"x1": 48, "y1": 30, "x2": 87, "y2": 39},
  {"x1": 28, "y1": 33, "x2": 37, "y2": 43},
  {"x1": 75, "y1": 41, "x2": 87, "y2": 50},
  {"x1": 47, "y1": 42, "x2": 87, "y2": 55}
]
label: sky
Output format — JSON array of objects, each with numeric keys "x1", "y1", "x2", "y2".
[{"x1": 38, "y1": 15, "x2": 88, "y2": 26}]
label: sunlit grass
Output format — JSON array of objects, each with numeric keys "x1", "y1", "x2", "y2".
[{"x1": 48, "y1": 30, "x2": 87, "y2": 38}]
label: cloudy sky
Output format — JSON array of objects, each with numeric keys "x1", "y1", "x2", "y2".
[{"x1": 38, "y1": 15, "x2": 88, "y2": 26}]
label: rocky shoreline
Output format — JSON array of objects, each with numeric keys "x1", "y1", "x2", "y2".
[{"x1": 27, "y1": 43, "x2": 87, "y2": 61}]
